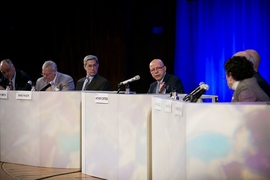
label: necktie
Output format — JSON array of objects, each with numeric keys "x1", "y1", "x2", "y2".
[
  {"x1": 9, "y1": 81, "x2": 13, "y2": 90},
  {"x1": 82, "y1": 77, "x2": 89, "y2": 90},
  {"x1": 82, "y1": 77, "x2": 93, "y2": 90},
  {"x1": 156, "y1": 81, "x2": 166, "y2": 94},
  {"x1": 156, "y1": 82, "x2": 160, "y2": 94}
]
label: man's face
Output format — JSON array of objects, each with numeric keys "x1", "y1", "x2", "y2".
[
  {"x1": 0, "y1": 61, "x2": 16, "y2": 80},
  {"x1": 226, "y1": 72, "x2": 234, "y2": 89},
  {"x1": 149, "y1": 60, "x2": 166, "y2": 81},
  {"x1": 41, "y1": 67, "x2": 56, "y2": 83},
  {"x1": 84, "y1": 59, "x2": 99, "y2": 77}
]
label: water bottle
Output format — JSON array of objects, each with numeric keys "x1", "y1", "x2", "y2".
[
  {"x1": 125, "y1": 87, "x2": 130, "y2": 94},
  {"x1": 31, "y1": 86, "x2": 36, "y2": 91}
]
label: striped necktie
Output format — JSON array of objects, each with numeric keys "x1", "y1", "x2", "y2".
[
  {"x1": 155, "y1": 82, "x2": 160, "y2": 94},
  {"x1": 82, "y1": 77, "x2": 93, "y2": 90},
  {"x1": 82, "y1": 77, "x2": 89, "y2": 90},
  {"x1": 9, "y1": 81, "x2": 14, "y2": 90}
]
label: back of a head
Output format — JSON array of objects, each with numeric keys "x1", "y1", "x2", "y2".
[
  {"x1": 245, "y1": 49, "x2": 260, "y2": 72},
  {"x1": 232, "y1": 51, "x2": 253, "y2": 61},
  {"x1": 233, "y1": 51, "x2": 256, "y2": 70},
  {"x1": 225, "y1": 56, "x2": 254, "y2": 81}
]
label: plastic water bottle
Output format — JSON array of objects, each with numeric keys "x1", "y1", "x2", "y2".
[{"x1": 31, "y1": 86, "x2": 36, "y2": 91}]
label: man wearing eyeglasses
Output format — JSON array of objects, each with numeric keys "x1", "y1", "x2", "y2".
[
  {"x1": 147, "y1": 59, "x2": 184, "y2": 94},
  {"x1": 0, "y1": 59, "x2": 32, "y2": 90},
  {"x1": 36, "y1": 60, "x2": 75, "y2": 91},
  {"x1": 75, "y1": 55, "x2": 110, "y2": 91}
]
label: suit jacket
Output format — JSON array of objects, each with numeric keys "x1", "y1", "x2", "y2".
[
  {"x1": 253, "y1": 71, "x2": 270, "y2": 98},
  {"x1": 0, "y1": 69, "x2": 32, "y2": 90},
  {"x1": 147, "y1": 73, "x2": 184, "y2": 94},
  {"x1": 36, "y1": 72, "x2": 75, "y2": 91},
  {"x1": 232, "y1": 77, "x2": 270, "y2": 102},
  {"x1": 75, "y1": 74, "x2": 110, "y2": 91}
]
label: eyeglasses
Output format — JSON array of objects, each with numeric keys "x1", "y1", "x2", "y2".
[
  {"x1": 41, "y1": 71, "x2": 54, "y2": 77},
  {"x1": 86, "y1": 64, "x2": 98, "y2": 68},
  {"x1": 150, "y1": 66, "x2": 164, "y2": 73}
]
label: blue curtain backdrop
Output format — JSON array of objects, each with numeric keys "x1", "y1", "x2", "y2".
[{"x1": 175, "y1": 0, "x2": 270, "y2": 102}]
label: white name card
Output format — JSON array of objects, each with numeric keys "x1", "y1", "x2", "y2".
[
  {"x1": 175, "y1": 101, "x2": 183, "y2": 117},
  {"x1": 16, "y1": 91, "x2": 32, "y2": 100},
  {"x1": 95, "y1": 94, "x2": 109, "y2": 104},
  {"x1": 154, "y1": 98, "x2": 161, "y2": 111},
  {"x1": 165, "y1": 100, "x2": 172, "y2": 113},
  {"x1": 0, "y1": 91, "x2": 8, "y2": 99}
]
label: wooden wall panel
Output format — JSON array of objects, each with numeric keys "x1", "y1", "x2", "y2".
[{"x1": 0, "y1": 1, "x2": 176, "y2": 93}]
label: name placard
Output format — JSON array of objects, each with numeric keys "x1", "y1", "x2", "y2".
[
  {"x1": 0, "y1": 91, "x2": 8, "y2": 99},
  {"x1": 164, "y1": 100, "x2": 172, "y2": 113},
  {"x1": 175, "y1": 101, "x2": 183, "y2": 116},
  {"x1": 16, "y1": 91, "x2": 32, "y2": 100},
  {"x1": 95, "y1": 93, "x2": 109, "y2": 104},
  {"x1": 154, "y1": 98, "x2": 161, "y2": 111}
]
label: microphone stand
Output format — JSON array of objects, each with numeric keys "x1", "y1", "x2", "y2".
[
  {"x1": 125, "y1": 83, "x2": 130, "y2": 94},
  {"x1": 117, "y1": 83, "x2": 131, "y2": 94},
  {"x1": 117, "y1": 84, "x2": 121, "y2": 94}
]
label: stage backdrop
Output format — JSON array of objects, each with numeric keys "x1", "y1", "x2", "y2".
[{"x1": 175, "y1": 0, "x2": 270, "y2": 102}]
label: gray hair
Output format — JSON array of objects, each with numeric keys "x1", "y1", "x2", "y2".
[
  {"x1": 83, "y1": 55, "x2": 99, "y2": 66},
  {"x1": 1, "y1": 59, "x2": 14, "y2": 66},
  {"x1": 42, "y1": 60, "x2": 58, "y2": 71}
]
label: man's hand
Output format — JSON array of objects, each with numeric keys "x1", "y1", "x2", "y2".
[{"x1": 159, "y1": 82, "x2": 166, "y2": 94}]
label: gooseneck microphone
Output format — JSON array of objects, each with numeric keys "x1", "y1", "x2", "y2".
[
  {"x1": 40, "y1": 81, "x2": 53, "y2": 91},
  {"x1": 21, "y1": 80, "x2": 32, "y2": 90},
  {"x1": 182, "y1": 82, "x2": 209, "y2": 102},
  {"x1": 118, "y1": 75, "x2": 140, "y2": 86}
]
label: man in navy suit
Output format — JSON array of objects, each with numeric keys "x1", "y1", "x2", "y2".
[
  {"x1": 147, "y1": 59, "x2": 184, "y2": 94},
  {"x1": 36, "y1": 60, "x2": 75, "y2": 91},
  {"x1": 0, "y1": 59, "x2": 32, "y2": 90},
  {"x1": 245, "y1": 49, "x2": 270, "y2": 98},
  {"x1": 75, "y1": 55, "x2": 110, "y2": 91}
]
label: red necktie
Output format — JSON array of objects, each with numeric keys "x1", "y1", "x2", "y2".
[{"x1": 9, "y1": 81, "x2": 13, "y2": 90}]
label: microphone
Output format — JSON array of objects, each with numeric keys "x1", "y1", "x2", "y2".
[
  {"x1": 182, "y1": 82, "x2": 209, "y2": 102},
  {"x1": 40, "y1": 81, "x2": 53, "y2": 91},
  {"x1": 21, "y1": 80, "x2": 32, "y2": 90},
  {"x1": 118, "y1": 75, "x2": 140, "y2": 86}
]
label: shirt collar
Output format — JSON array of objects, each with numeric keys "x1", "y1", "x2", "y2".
[
  {"x1": 158, "y1": 72, "x2": 166, "y2": 83},
  {"x1": 51, "y1": 72, "x2": 58, "y2": 83},
  {"x1": 232, "y1": 81, "x2": 239, "y2": 90}
]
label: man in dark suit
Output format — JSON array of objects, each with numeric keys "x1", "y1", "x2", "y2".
[
  {"x1": 75, "y1": 55, "x2": 110, "y2": 91},
  {"x1": 224, "y1": 56, "x2": 269, "y2": 102},
  {"x1": 147, "y1": 59, "x2": 184, "y2": 94},
  {"x1": 36, "y1": 60, "x2": 75, "y2": 91},
  {"x1": 0, "y1": 59, "x2": 32, "y2": 90},
  {"x1": 245, "y1": 49, "x2": 270, "y2": 98}
]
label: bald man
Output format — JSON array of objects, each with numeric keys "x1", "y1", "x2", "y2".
[
  {"x1": 245, "y1": 49, "x2": 260, "y2": 72},
  {"x1": 232, "y1": 51, "x2": 255, "y2": 64},
  {"x1": 233, "y1": 50, "x2": 270, "y2": 98},
  {"x1": 0, "y1": 59, "x2": 32, "y2": 90},
  {"x1": 147, "y1": 59, "x2": 184, "y2": 94}
]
